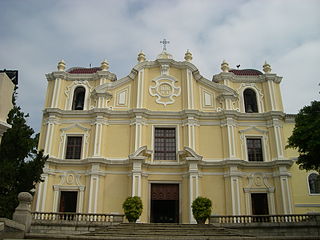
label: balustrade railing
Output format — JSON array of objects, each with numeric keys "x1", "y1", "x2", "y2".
[
  {"x1": 32, "y1": 212, "x2": 124, "y2": 223},
  {"x1": 210, "y1": 214, "x2": 319, "y2": 224}
]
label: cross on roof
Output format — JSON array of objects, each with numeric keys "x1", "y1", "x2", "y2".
[{"x1": 160, "y1": 38, "x2": 170, "y2": 51}]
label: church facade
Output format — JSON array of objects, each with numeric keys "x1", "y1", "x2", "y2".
[{"x1": 34, "y1": 49, "x2": 320, "y2": 223}]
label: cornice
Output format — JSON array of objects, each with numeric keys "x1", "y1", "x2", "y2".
[
  {"x1": 200, "y1": 159, "x2": 294, "y2": 168},
  {"x1": 42, "y1": 108, "x2": 287, "y2": 123},
  {"x1": 213, "y1": 72, "x2": 282, "y2": 84},
  {"x1": 46, "y1": 70, "x2": 117, "y2": 82},
  {"x1": 46, "y1": 157, "x2": 294, "y2": 171}
]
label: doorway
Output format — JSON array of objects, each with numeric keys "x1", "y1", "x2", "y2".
[
  {"x1": 150, "y1": 184, "x2": 179, "y2": 223},
  {"x1": 59, "y1": 191, "x2": 78, "y2": 212},
  {"x1": 251, "y1": 193, "x2": 269, "y2": 222}
]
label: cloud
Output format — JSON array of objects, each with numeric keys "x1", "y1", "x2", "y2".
[{"x1": 0, "y1": 0, "x2": 319, "y2": 131}]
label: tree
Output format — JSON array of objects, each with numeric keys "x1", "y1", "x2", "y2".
[
  {"x1": 0, "y1": 91, "x2": 48, "y2": 218},
  {"x1": 287, "y1": 101, "x2": 320, "y2": 173}
]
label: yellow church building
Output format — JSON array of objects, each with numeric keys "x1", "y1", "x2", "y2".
[{"x1": 33, "y1": 48, "x2": 320, "y2": 224}]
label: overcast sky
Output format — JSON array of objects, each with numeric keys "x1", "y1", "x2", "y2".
[{"x1": 0, "y1": 0, "x2": 319, "y2": 132}]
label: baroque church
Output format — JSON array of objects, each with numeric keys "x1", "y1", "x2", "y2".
[{"x1": 33, "y1": 45, "x2": 320, "y2": 223}]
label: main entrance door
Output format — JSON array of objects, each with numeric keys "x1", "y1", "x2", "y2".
[{"x1": 151, "y1": 184, "x2": 179, "y2": 223}]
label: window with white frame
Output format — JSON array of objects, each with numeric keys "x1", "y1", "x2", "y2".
[
  {"x1": 308, "y1": 173, "x2": 320, "y2": 194},
  {"x1": 65, "y1": 136, "x2": 82, "y2": 159},
  {"x1": 154, "y1": 128, "x2": 176, "y2": 160},
  {"x1": 246, "y1": 138, "x2": 263, "y2": 161}
]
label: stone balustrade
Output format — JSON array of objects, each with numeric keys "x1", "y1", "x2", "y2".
[
  {"x1": 32, "y1": 212, "x2": 124, "y2": 223},
  {"x1": 210, "y1": 213, "x2": 320, "y2": 224}
]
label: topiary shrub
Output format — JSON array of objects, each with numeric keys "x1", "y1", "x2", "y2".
[
  {"x1": 191, "y1": 196, "x2": 212, "y2": 224},
  {"x1": 122, "y1": 196, "x2": 143, "y2": 223}
]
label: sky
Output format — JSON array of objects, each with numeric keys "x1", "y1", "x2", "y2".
[{"x1": 0, "y1": 0, "x2": 319, "y2": 132}]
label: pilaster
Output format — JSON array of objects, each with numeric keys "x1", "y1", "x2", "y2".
[
  {"x1": 88, "y1": 164, "x2": 101, "y2": 213},
  {"x1": 136, "y1": 69, "x2": 145, "y2": 108},
  {"x1": 93, "y1": 116, "x2": 104, "y2": 157},
  {"x1": 222, "y1": 117, "x2": 237, "y2": 160},
  {"x1": 225, "y1": 166, "x2": 241, "y2": 215},
  {"x1": 44, "y1": 116, "x2": 57, "y2": 157},
  {"x1": 277, "y1": 166, "x2": 293, "y2": 214},
  {"x1": 186, "y1": 69, "x2": 194, "y2": 109},
  {"x1": 271, "y1": 118, "x2": 284, "y2": 160},
  {"x1": 51, "y1": 78, "x2": 61, "y2": 108}
]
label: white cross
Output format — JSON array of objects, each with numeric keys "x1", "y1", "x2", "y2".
[{"x1": 160, "y1": 38, "x2": 170, "y2": 51}]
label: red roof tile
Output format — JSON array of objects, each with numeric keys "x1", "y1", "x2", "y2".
[
  {"x1": 67, "y1": 67, "x2": 101, "y2": 74},
  {"x1": 229, "y1": 69, "x2": 263, "y2": 76}
]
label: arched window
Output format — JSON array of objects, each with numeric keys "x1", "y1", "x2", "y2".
[
  {"x1": 72, "y1": 87, "x2": 85, "y2": 110},
  {"x1": 244, "y1": 88, "x2": 258, "y2": 113},
  {"x1": 308, "y1": 173, "x2": 320, "y2": 194}
]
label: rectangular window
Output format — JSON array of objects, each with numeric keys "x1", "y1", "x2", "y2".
[
  {"x1": 154, "y1": 128, "x2": 176, "y2": 160},
  {"x1": 65, "y1": 136, "x2": 82, "y2": 159},
  {"x1": 246, "y1": 138, "x2": 263, "y2": 161}
]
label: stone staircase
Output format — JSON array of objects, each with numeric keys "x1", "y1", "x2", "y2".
[{"x1": 25, "y1": 223, "x2": 255, "y2": 239}]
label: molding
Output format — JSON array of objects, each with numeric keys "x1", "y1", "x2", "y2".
[
  {"x1": 295, "y1": 204, "x2": 320, "y2": 207},
  {"x1": 42, "y1": 108, "x2": 287, "y2": 123},
  {"x1": 213, "y1": 72, "x2": 282, "y2": 84},
  {"x1": 46, "y1": 70, "x2": 117, "y2": 82}
]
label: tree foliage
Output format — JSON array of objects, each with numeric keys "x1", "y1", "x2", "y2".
[
  {"x1": 287, "y1": 101, "x2": 320, "y2": 173},
  {"x1": 122, "y1": 196, "x2": 143, "y2": 223},
  {"x1": 191, "y1": 196, "x2": 212, "y2": 224},
  {"x1": 0, "y1": 91, "x2": 48, "y2": 218}
]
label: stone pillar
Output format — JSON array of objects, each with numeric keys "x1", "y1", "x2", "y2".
[
  {"x1": 188, "y1": 160, "x2": 199, "y2": 223},
  {"x1": 131, "y1": 160, "x2": 142, "y2": 197},
  {"x1": 13, "y1": 192, "x2": 33, "y2": 233}
]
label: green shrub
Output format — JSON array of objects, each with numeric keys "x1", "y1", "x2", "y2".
[
  {"x1": 191, "y1": 196, "x2": 212, "y2": 224},
  {"x1": 122, "y1": 196, "x2": 143, "y2": 223}
]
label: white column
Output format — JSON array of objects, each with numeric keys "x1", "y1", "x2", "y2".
[
  {"x1": 267, "y1": 80, "x2": 276, "y2": 111},
  {"x1": 134, "y1": 116, "x2": 143, "y2": 151},
  {"x1": 272, "y1": 119, "x2": 284, "y2": 160},
  {"x1": 52, "y1": 185, "x2": 59, "y2": 212},
  {"x1": 186, "y1": 69, "x2": 194, "y2": 109},
  {"x1": 228, "y1": 166, "x2": 241, "y2": 215},
  {"x1": 88, "y1": 164, "x2": 100, "y2": 213},
  {"x1": 226, "y1": 118, "x2": 236, "y2": 159},
  {"x1": 187, "y1": 117, "x2": 196, "y2": 150},
  {"x1": 131, "y1": 160, "x2": 142, "y2": 197},
  {"x1": 78, "y1": 186, "x2": 85, "y2": 213},
  {"x1": 51, "y1": 78, "x2": 61, "y2": 108},
  {"x1": 268, "y1": 191, "x2": 276, "y2": 214},
  {"x1": 280, "y1": 177, "x2": 292, "y2": 214},
  {"x1": 93, "y1": 117, "x2": 103, "y2": 157},
  {"x1": 188, "y1": 161, "x2": 199, "y2": 223},
  {"x1": 44, "y1": 117, "x2": 56, "y2": 156},
  {"x1": 136, "y1": 69, "x2": 144, "y2": 108},
  {"x1": 35, "y1": 174, "x2": 48, "y2": 212},
  {"x1": 189, "y1": 173, "x2": 199, "y2": 223}
]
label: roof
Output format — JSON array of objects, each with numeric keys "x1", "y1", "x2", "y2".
[
  {"x1": 229, "y1": 69, "x2": 263, "y2": 76},
  {"x1": 67, "y1": 67, "x2": 101, "y2": 74}
]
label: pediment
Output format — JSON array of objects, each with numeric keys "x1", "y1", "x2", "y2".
[
  {"x1": 179, "y1": 147, "x2": 202, "y2": 161},
  {"x1": 60, "y1": 123, "x2": 90, "y2": 132},
  {"x1": 239, "y1": 126, "x2": 268, "y2": 134},
  {"x1": 129, "y1": 146, "x2": 152, "y2": 160}
]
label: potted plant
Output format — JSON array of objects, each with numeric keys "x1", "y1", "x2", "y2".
[
  {"x1": 191, "y1": 196, "x2": 212, "y2": 224},
  {"x1": 122, "y1": 196, "x2": 143, "y2": 223}
]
